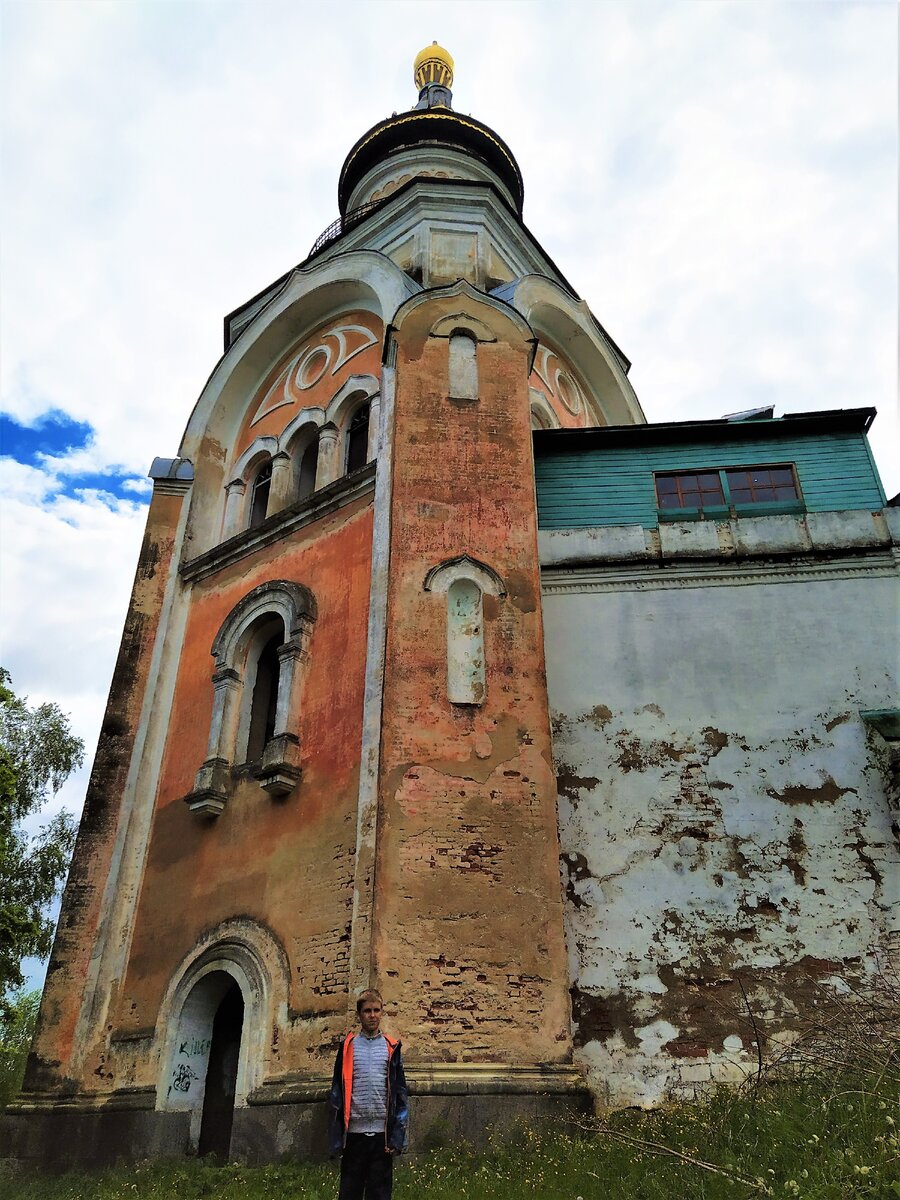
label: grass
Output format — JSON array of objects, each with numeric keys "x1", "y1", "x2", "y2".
[{"x1": 4, "y1": 1071, "x2": 898, "y2": 1200}]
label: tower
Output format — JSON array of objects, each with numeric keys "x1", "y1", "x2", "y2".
[{"x1": 8, "y1": 46, "x2": 643, "y2": 1164}]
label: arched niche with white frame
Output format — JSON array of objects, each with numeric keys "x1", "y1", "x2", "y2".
[
  {"x1": 325, "y1": 373, "x2": 381, "y2": 476},
  {"x1": 155, "y1": 920, "x2": 289, "y2": 1150},
  {"x1": 279, "y1": 413, "x2": 324, "y2": 504},
  {"x1": 183, "y1": 580, "x2": 317, "y2": 815},
  {"x1": 430, "y1": 310, "x2": 498, "y2": 403},
  {"x1": 424, "y1": 555, "x2": 507, "y2": 706}
]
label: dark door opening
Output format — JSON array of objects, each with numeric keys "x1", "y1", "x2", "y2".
[{"x1": 198, "y1": 981, "x2": 244, "y2": 1159}]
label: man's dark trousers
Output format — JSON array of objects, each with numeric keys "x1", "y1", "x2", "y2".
[{"x1": 338, "y1": 1132, "x2": 393, "y2": 1200}]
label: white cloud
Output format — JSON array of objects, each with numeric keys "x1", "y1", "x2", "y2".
[{"x1": 1, "y1": 0, "x2": 896, "y2": 991}]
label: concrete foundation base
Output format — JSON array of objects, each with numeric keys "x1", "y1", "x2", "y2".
[
  {"x1": 0, "y1": 1064, "x2": 593, "y2": 1170},
  {"x1": 0, "y1": 1105, "x2": 191, "y2": 1170}
]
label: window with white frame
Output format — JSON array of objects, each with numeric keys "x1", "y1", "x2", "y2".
[{"x1": 183, "y1": 581, "x2": 316, "y2": 816}]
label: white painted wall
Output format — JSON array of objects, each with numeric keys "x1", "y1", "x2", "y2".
[{"x1": 543, "y1": 544, "x2": 899, "y2": 1106}]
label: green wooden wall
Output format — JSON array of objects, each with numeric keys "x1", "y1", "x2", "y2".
[{"x1": 535, "y1": 428, "x2": 886, "y2": 530}]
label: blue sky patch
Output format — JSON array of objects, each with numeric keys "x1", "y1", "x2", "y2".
[
  {"x1": 67, "y1": 473, "x2": 152, "y2": 502},
  {"x1": 0, "y1": 409, "x2": 93, "y2": 462},
  {"x1": 1, "y1": 411, "x2": 150, "y2": 502}
]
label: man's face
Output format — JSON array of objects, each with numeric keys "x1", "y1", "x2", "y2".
[{"x1": 359, "y1": 1000, "x2": 383, "y2": 1035}]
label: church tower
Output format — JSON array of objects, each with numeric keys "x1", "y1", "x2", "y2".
[{"x1": 10, "y1": 46, "x2": 643, "y2": 1164}]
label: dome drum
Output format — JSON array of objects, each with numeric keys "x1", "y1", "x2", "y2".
[{"x1": 338, "y1": 110, "x2": 524, "y2": 219}]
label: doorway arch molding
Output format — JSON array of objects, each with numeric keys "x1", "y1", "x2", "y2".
[{"x1": 155, "y1": 918, "x2": 290, "y2": 1119}]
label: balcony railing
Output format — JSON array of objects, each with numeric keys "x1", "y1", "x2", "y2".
[{"x1": 308, "y1": 198, "x2": 386, "y2": 258}]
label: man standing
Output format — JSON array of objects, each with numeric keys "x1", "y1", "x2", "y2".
[{"x1": 328, "y1": 989, "x2": 409, "y2": 1200}]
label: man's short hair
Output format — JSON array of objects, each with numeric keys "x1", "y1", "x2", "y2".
[{"x1": 356, "y1": 988, "x2": 383, "y2": 1013}]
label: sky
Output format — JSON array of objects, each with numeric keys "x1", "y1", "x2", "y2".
[{"x1": 1, "y1": 0, "x2": 897, "y2": 991}]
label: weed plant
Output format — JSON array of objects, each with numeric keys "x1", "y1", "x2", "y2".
[
  {"x1": 4, "y1": 1067, "x2": 897, "y2": 1200},
  {"x1": 6, "y1": 969, "x2": 898, "y2": 1198}
]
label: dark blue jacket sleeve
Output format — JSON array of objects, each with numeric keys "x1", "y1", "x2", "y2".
[
  {"x1": 387, "y1": 1045, "x2": 409, "y2": 1153},
  {"x1": 327, "y1": 1044, "x2": 345, "y2": 1157}
]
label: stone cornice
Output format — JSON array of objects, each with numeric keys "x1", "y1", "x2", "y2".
[
  {"x1": 404, "y1": 1062, "x2": 589, "y2": 1096},
  {"x1": 246, "y1": 1062, "x2": 589, "y2": 1105},
  {"x1": 9, "y1": 1087, "x2": 157, "y2": 1114},
  {"x1": 181, "y1": 464, "x2": 375, "y2": 584},
  {"x1": 542, "y1": 551, "x2": 899, "y2": 595}
]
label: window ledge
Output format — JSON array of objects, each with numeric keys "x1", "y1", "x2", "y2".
[
  {"x1": 182, "y1": 463, "x2": 376, "y2": 584},
  {"x1": 658, "y1": 501, "x2": 805, "y2": 523},
  {"x1": 255, "y1": 734, "x2": 302, "y2": 797}
]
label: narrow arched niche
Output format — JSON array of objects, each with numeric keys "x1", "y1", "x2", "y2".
[
  {"x1": 447, "y1": 578, "x2": 485, "y2": 704},
  {"x1": 345, "y1": 402, "x2": 371, "y2": 473},
  {"x1": 424, "y1": 556, "x2": 506, "y2": 708},
  {"x1": 448, "y1": 330, "x2": 478, "y2": 401},
  {"x1": 247, "y1": 459, "x2": 272, "y2": 528},
  {"x1": 243, "y1": 624, "x2": 283, "y2": 763}
]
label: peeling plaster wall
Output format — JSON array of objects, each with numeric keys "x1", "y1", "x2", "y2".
[
  {"x1": 27, "y1": 484, "x2": 189, "y2": 1093},
  {"x1": 373, "y1": 288, "x2": 574, "y2": 1067},
  {"x1": 100, "y1": 497, "x2": 375, "y2": 1094},
  {"x1": 543, "y1": 553, "x2": 899, "y2": 1106}
]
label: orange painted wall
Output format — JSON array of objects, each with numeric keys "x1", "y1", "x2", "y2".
[
  {"x1": 529, "y1": 338, "x2": 602, "y2": 429},
  {"x1": 114, "y1": 498, "x2": 373, "y2": 1068},
  {"x1": 233, "y1": 311, "x2": 383, "y2": 460},
  {"x1": 373, "y1": 298, "x2": 573, "y2": 1065}
]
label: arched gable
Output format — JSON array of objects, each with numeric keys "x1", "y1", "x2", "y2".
[
  {"x1": 506, "y1": 275, "x2": 645, "y2": 428},
  {"x1": 177, "y1": 251, "x2": 418, "y2": 555},
  {"x1": 391, "y1": 278, "x2": 536, "y2": 351}
]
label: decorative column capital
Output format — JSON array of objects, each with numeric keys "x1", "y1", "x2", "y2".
[{"x1": 212, "y1": 666, "x2": 242, "y2": 690}]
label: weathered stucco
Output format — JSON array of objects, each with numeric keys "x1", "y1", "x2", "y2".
[
  {"x1": 26, "y1": 483, "x2": 190, "y2": 1093},
  {"x1": 373, "y1": 284, "x2": 574, "y2": 1067},
  {"x1": 543, "y1": 535, "x2": 899, "y2": 1105},
  {"x1": 109, "y1": 496, "x2": 375, "y2": 1090}
]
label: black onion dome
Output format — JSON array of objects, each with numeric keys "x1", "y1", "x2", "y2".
[{"x1": 338, "y1": 108, "x2": 525, "y2": 218}]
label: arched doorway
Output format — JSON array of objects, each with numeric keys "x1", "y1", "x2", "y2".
[
  {"x1": 198, "y1": 980, "x2": 244, "y2": 1158},
  {"x1": 162, "y1": 967, "x2": 248, "y2": 1156}
]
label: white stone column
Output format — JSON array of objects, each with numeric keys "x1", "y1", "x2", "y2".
[
  {"x1": 187, "y1": 667, "x2": 243, "y2": 813},
  {"x1": 206, "y1": 667, "x2": 243, "y2": 763},
  {"x1": 267, "y1": 451, "x2": 293, "y2": 516},
  {"x1": 367, "y1": 394, "x2": 382, "y2": 460},
  {"x1": 222, "y1": 480, "x2": 246, "y2": 539},
  {"x1": 316, "y1": 424, "x2": 341, "y2": 489}
]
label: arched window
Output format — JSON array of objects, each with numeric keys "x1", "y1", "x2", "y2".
[
  {"x1": 449, "y1": 331, "x2": 478, "y2": 400},
  {"x1": 248, "y1": 460, "x2": 272, "y2": 529},
  {"x1": 183, "y1": 581, "x2": 317, "y2": 815},
  {"x1": 297, "y1": 433, "x2": 319, "y2": 500},
  {"x1": 345, "y1": 403, "x2": 370, "y2": 474},
  {"x1": 245, "y1": 630, "x2": 282, "y2": 762}
]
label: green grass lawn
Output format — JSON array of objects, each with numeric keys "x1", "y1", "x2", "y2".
[{"x1": 4, "y1": 1074, "x2": 898, "y2": 1200}]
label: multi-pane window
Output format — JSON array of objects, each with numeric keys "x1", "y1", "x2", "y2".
[
  {"x1": 655, "y1": 464, "x2": 801, "y2": 513},
  {"x1": 656, "y1": 472, "x2": 725, "y2": 510},
  {"x1": 724, "y1": 466, "x2": 799, "y2": 504}
]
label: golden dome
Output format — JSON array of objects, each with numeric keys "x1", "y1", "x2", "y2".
[{"x1": 414, "y1": 42, "x2": 454, "y2": 91}]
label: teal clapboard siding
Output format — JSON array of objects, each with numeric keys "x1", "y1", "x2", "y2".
[{"x1": 535, "y1": 428, "x2": 885, "y2": 529}]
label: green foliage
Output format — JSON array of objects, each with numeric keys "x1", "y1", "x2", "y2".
[
  {"x1": 3, "y1": 1069, "x2": 897, "y2": 1199},
  {"x1": 0, "y1": 668, "x2": 83, "y2": 999},
  {"x1": 0, "y1": 988, "x2": 40, "y2": 1110}
]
